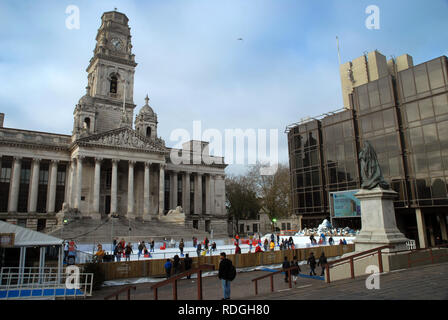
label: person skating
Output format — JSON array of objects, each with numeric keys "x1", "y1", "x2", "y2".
[
  {"x1": 282, "y1": 256, "x2": 291, "y2": 283},
  {"x1": 184, "y1": 254, "x2": 193, "y2": 279},
  {"x1": 218, "y1": 252, "x2": 235, "y2": 300},
  {"x1": 317, "y1": 252, "x2": 328, "y2": 276},
  {"x1": 173, "y1": 254, "x2": 180, "y2": 274},
  {"x1": 307, "y1": 252, "x2": 317, "y2": 276},
  {"x1": 125, "y1": 243, "x2": 133, "y2": 262},
  {"x1": 196, "y1": 243, "x2": 202, "y2": 257},
  {"x1": 179, "y1": 239, "x2": 185, "y2": 256},
  {"x1": 290, "y1": 256, "x2": 301, "y2": 285}
]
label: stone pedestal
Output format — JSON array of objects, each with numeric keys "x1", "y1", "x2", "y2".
[{"x1": 354, "y1": 187, "x2": 409, "y2": 252}]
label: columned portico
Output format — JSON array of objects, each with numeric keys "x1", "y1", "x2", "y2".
[
  {"x1": 47, "y1": 160, "x2": 59, "y2": 213},
  {"x1": 127, "y1": 160, "x2": 135, "y2": 219},
  {"x1": 28, "y1": 158, "x2": 40, "y2": 213},
  {"x1": 92, "y1": 158, "x2": 102, "y2": 219},
  {"x1": 143, "y1": 161, "x2": 152, "y2": 221},
  {"x1": 158, "y1": 163, "x2": 166, "y2": 217},
  {"x1": 209, "y1": 174, "x2": 215, "y2": 215},
  {"x1": 111, "y1": 158, "x2": 119, "y2": 215},
  {"x1": 8, "y1": 156, "x2": 22, "y2": 213},
  {"x1": 182, "y1": 171, "x2": 191, "y2": 215},
  {"x1": 195, "y1": 173, "x2": 203, "y2": 215},
  {"x1": 205, "y1": 174, "x2": 211, "y2": 215},
  {"x1": 74, "y1": 156, "x2": 84, "y2": 211}
]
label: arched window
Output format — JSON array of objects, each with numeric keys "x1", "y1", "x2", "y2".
[
  {"x1": 110, "y1": 74, "x2": 118, "y2": 93},
  {"x1": 83, "y1": 118, "x2": 91, "y2": 130},
  {"x1": 146, "y1": 127, "x2": 151, "y2": 138}
]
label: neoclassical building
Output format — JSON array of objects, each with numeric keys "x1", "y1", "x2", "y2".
[{"x1": 0, "y1": 11, "x2": 227, "y2": 233}]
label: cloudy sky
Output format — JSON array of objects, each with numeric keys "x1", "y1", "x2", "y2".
[{"x1": 0, "y1": 0, "x2": 447, "y2": 175}]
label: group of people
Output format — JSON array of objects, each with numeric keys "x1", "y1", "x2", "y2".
[{"x1": 164, "y1": 253, "x2": 193, "y2": 279}]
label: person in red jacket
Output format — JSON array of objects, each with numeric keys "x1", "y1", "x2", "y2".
[
  {"x1": 255, "y1": 245, "x2": 263, "y2": 253},
  {"x1": 235, "y1": 244, "x2": 241, "y2": 254}
]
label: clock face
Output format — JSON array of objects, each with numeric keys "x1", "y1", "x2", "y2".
[{"x1": 110, "y1": 38, "x2": 122, "y2": 51}]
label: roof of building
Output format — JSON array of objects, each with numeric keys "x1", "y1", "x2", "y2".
[{"x1": 0, "y1": 220, "x2": 63, "y2": 247}]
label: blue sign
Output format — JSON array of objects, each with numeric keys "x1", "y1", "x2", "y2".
[{"x1": 331, "y1": 190, "x2": 361, "y2": 217}]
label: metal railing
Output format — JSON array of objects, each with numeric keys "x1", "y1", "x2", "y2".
[
  {"x1": 0, "y1": 267, "x2": 94, "y2": 300},
  {"x1": 251, "y1": 265, "x2": 300, "y2": 295},
  {"x1": 405, "y1": 243, "x2": 448, "y2": 267},
  {"x1": 324, "y1": 245, "x2": 395, "y2": 283},
  {"x1": 104, "y1": 285, "x2": 136, "y2": 300},
  {"x1": 150, "y1": 264, "x2": 215, "y2": 300}
]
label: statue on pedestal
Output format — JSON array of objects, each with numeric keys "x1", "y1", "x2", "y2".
[{"x1": 359, "y1": 141, "x2": 390, "y2": 190}]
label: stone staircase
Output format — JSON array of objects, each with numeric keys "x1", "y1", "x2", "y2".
[{"x1": 48, "y1": 216, "x2": 222, "y2": 244}]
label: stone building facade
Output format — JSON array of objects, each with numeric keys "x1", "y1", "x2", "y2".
[{"x1": 0, "y1": 11, "x2": 228, "y2": 234}]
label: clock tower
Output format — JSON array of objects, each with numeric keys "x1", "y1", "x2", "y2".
[{"x1": 73, "y1": 10, "x2": 137, "y2": 137}]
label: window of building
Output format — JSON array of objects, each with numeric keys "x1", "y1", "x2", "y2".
[
  {"x1": 146, "y1": 127, "x2": 151, "y2": 138},
  {"x1": 433, "y1": 94, "x2": 448, "y2": 116},
  {"x1": 83, "y1": 118, "x2": 91, "y2": 130},
  {"x1": 110, "y1": 74, "x2": 118, "y2": 93},
  {"x1": 0, "y1": 167, "x2": 11, "y2": 183},
  {"x1": 427, "y1": 59, "x2": 445, "y2": 90},
  {"x1": 419, "y1": 98, "x2": 434, "y2": 120},
  {"x1": 414, "y1": 64, "x2": 430, "y2": 94}
]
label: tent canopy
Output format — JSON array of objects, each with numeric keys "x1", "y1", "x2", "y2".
[{"x1": 0, "y1": 220, "x2": 63, "y2": 247}]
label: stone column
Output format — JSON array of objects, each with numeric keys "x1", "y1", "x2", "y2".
[
  {"x1": 143, "y1": 161, "x2": 152, "y2": 221},
  {"x1": 209, "y1": 174, "x2": 215, "y2": 215},
  {"x1": 47, "y1": 160, "x2": 59, "y2": 213},
  {"x1": 195, "y1": 173, "x2": 203, "y2": 215},
  {"x1": 68, "y1": 160, "x2": 76, "y2": 207},
  {"x1": 158, "y1": 163, "x2": 165, "y2": 217},
  {"x1": 127, "y1": 160, "x2": 135, "y2": 219},
  {"x1": 439, "y1": 214, "x2": 448, "y2": 241},
  {"x1": 416, "y1": 208, "x2": 428, "y2": 249},
  {"x1": 182, "y1": 171, "x2": 191, "y2": 215},
  {"x1": 74, "y1": 156, "x2": 84, "y2": 211},
  {"x1": 28, "y1": 158, "x2": 41, "y2": 213},
  {"x1": 92, "y1": 158, "x2": 102, "y2": 219},
  {"x1": 172, "y1": 171, "x2": 178, "y2": 209},
  {"x1": 8, "y1": 157, "x2": 22, "y2": 213},
  {"x1": 205, "y1": 174, "x2": 211, "y2": 215},
  {"x1": 64, "y1": 162, "x2": 70, "y2": 208},
  {"x1": 111, "y1": 159, "x2": 119, "y2": 215}
]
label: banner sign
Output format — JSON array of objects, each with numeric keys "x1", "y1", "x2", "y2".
[{"x1": 330, "y1": 190, "x2": 361, "y2": 218}]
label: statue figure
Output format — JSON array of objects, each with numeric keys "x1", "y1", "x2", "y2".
[{"x1": 359, "y1": 141, "x2": 390, "y2": 190}]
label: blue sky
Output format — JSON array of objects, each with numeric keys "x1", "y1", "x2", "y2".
[{"x1": 0, "y1": 0, "x2": 447, "y2": 175}]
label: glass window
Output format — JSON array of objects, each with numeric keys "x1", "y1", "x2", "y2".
[
  {"x1": 20, "y1": 168, "x2": 31, "y2": 184},
  {"x1": 39, "y1": 170, "x2": 49, "y2": 185},
  {"x1": 361, "y1": 117, "x2": 372, "y2": 133},
  {"x1": 413, "y1": 153, "x2": 428, "y2": 174},
  {"x1": 427, "y1": 151, "x2": 442, "y2": 172},
  {"x1": 378, "y1": 157, "x2": 389, "y2": 177},
  {"x1": 427, "y1": 59, "x2": 445, "y2": 90},
  {"x1": 419, "y1": 98, "x2": 434, "y2": 120},
  {"x1": 57, "y1": 171, "x2": 66, "y2": 186},
  {"x1": 343, "y1": 121, "x2": 352, "y2": 138},
  {"x1": 305, "y1": 172, "x2": 311, "y2": 187},
  {"x1": 296, "y1": 173, "x2": 303, "y2": 188},
  {"x1": 431, "y1": 178, "x2": 447, "y2": 198},
  {"x1": 433, "y1": 94, "x2": 448, "y2": 116},
  {"x1": 305, "y1": 193, "x2": 312, "y2": 207},
  {"x1": 422, "y1": 124, "x2": 438, "y2": 146},
  {"x1": 414, "y1": 64, "x2": 430, "y2": 94},
  {"x1": 372, "y1": 112, "x2": 383, "y2": 131},
  {"x1": 389, "y1": 157, "x2": 400, "y2": 177},
  {"x1": 406, "y1": 102, "x2": 420, "y2": 123},
  {"x1": 358, "y1": 85, "x2": 369, "y2": 111},
  {"x1": 313, "y1": 192, "x2": 321, "y2": 207},
  {"x1": 416, "y1": 179, "x2": 431, "y2": 199},
  {"x1": 0, "y1": 167, "x2": 11, "y2": 183},
  {"x1": 310, "y1": 150, "x2": 319, "y2": 166},
  {"x1": 383, "y1": 109, "x2": 395, "y2": 128},
  {"x1": 409, "y1": 127, "x2": 424, "y2": 152},
  {"x1": 443, "y1": 150, "x2": 448, "y2": 171},
  {"x1": 386, "y1": 134, "x2": 399, "y2": 153},
  {"x1": 336, "y1": 144, "x2": 345, "y2": 161},
  {"x1": 368, "y1": 82, "x2": 380, "y2": 108},
  {"x1": 345, "y1": 160, "x2": 357, "y2": 182},
  {"x1": 344, "y1": 140, "x2": 354, "y2": 159},
  {"x1": 379, "y1": 77, "x2": 392, "y2": 105},
  {"x1": 325, "y1": 144, "x2": 335, "y2": 163},
  {"x1": 311, "y1": 170, "x2": 320, "y2": 186},
  {"x1": 400, "y1": 68, "x2": 416, "y2": 98},
  {"x1": 437, "y1": 121, "x2": 448, "y2": 149}
]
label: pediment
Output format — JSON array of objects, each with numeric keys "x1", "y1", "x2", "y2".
[{"x1": 76, "y1": 127, "x2": 167, "y2": 154}]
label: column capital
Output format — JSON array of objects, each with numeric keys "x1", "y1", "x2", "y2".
[
  {"x1": 112, "y1": 158, "x2": 120, "y2": 165},
  {"x1": 76, "y1": 155, "x2": 85, "y2": 162},
  {"x1": 129, "y1": 160, "x2": 136, "y2": 166},
  {"x1": 160, "y1": 163, "x2": 166, "y2": 170},
  {"x1": 144, "y1": 161, "x2": 152, "y2": 168},
  {"x1": 32, "y1": 158, "x2": 42, "y2": 163},
  {"x1": 50, "y1": 159, "x2": 60, "y2": 165},
  {"x1": 95, "y1": 157, "x2": 103, "y2": 164},
  {"x1": 13, "y1": 156, "x2": 22, "y2": 163}
]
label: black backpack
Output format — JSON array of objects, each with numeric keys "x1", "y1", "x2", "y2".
[{"x1": 228, "y1": 264, "x2": 237, "y2": 281}]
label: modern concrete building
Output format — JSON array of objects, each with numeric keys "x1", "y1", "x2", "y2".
[
  {"x1": 0, "y1": 11, "x2": 227, "y2": 234},
  {"x1": 287, "y1": 50, "x2": 448, "y2": 248}
]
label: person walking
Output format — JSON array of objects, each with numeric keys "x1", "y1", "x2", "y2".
[
  {"x1": 235, "y1": 243, "x2": 241, "y2": 254},
  {"x1": 184, "y1": 254, "x2": 193, "y2": 279},
  {"x1": 307, "y1": 252, "x2": 317, "y2": 276},
  {"x1": 317, "y1": 252, "x2": 328, "y2": 276},
  {"x1": 138, "y1": 241, "x2": 144, "y2": 260},
  {"x1": 263, "y1": 238, "x2": 269, "y2": 251},
  {"x1": 150, "y1": 239, "x2": 155, "y2": 253},
  {"x1": 173, "y1": 255, "x2": 180, "y2": 274},
  {"x1": 114, "y1": 242, "x2": 122, "y2": 262},
  {"x1": 329, "y1": 236, "x2": 334, "y2": 245},
  {"x1": 193, "y1": 236, "x2": 198, "y2": 248},
  {"x1": 112, "y1": 238, "x2": 117, "y2": 252},
  {"x1": 164, "y1": 259, "x2": 172, "y2": 279},
  {"x1": 282, "y1": 256, "x2": 291, "y2": 283},
  {"x1": 290, "y1": 256, "x2": 301, "y2": 285},
  {"x1": 179, "y1": 238, "x2": 185, "y2": 256},
  {"x1": 270, "y1": 240, "x2": 275, "y2": 251},
  {"x1": 196, "y1": 243, "x2": 202, "y2": 257},
  {"x1": 218, "y1": 252, "x2": 234, "y2": 300}
]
